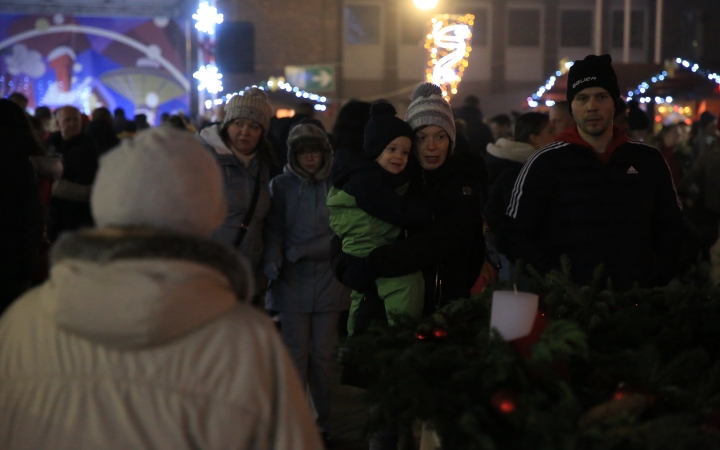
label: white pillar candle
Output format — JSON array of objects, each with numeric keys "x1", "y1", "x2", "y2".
[{"x1": 490, "y1": 290, "x2": 539, "y2": 341}]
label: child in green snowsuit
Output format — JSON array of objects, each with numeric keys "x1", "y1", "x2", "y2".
[{"x1": 327, "y1": 101, "x2": 432, "y2": 334}]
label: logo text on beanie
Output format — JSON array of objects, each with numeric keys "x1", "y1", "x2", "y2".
[{"x1": 573, "y1": 77, "x2": 597, "y2": 89}]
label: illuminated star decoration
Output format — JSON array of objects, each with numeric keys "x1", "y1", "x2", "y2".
[
  {"x1": 194, "y1": 64, "x2": 223, "y2": 94},
  {"x1": 193, "y1": 1, "x2": 223, "y2": 35},
  {"x1": 425, "y1": 14, "x2": 474, "y2": 101}
]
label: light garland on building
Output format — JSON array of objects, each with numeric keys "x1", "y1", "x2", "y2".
[
  {"x1": 424, "y1": 14, "x2": 474, "y2": 101},
  {"x1": 528, "y1": 58, "x2": 720, "y2": 108},
  {"x1": 627, "y1": 58, "x2": 720, "y2": 104},
  {"x1": 527, "y1": 61, "x2": 574, "y2": 108},
  {"x1": 204, "y1": 77, "x2": 330, "y2": 111}
]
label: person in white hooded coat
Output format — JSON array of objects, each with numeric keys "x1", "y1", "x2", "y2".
[{"x1": 0, "y1": 128, "x2": 322, "y2": 450}]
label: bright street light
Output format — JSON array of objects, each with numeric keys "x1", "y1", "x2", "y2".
[{"x1": 414, "y1": 0, "x2": 439, "y2": 10}]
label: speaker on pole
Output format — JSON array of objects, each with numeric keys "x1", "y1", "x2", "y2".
[{"x1": 215, "y1": 21, "x2": 255, "y2": 74}]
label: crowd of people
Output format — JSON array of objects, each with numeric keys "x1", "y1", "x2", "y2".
[{"x1": 0, "y1": 52, "x2": 718, "y2": 449}]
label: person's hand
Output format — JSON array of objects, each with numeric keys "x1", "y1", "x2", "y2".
[
  {"x1": 264, "y1": 260, "x2": 282, "y2": 280},
  {"x1": 337, "y1": 251, "x2": 376, "y2": 293},
  {"x1": 285, "y1": 246, "x2": 304, "y2": 263}
]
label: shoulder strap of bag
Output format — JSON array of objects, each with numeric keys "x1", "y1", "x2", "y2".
[{"x1": 234, "y1": 163, "x2": 263, "y2": 249}]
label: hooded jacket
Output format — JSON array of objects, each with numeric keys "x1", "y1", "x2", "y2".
[
  {"x1": 263, "y1": 136, "x2": 350, "y2": 312},
  {"x1": 198, "y1": 125, "x2": 271, "y2": 277},
  {"x1": 0, "y1": 229, "x2": 322, "y2": 450},
  {"x1": 484, "y1": 138, "x2": 537, "y2": 253},
  {"x1": 485, "y1": 138, "x2": 537, "y2": 188},
  {"x1": 504, "y1": 126, "x2": 684, "y2": 289}
]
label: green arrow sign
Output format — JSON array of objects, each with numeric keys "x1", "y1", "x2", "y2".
[{"x1": 284, "y1": 65, "x2": 335, "y2": 91}]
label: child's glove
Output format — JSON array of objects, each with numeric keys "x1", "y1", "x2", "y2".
[{"x1": 264, "y1": 261, "x2": 282, "y2": 280}]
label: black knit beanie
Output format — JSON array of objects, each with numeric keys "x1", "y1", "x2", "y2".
[
  {"x1": 363, "y1": 100, "x2": 414, "y2": 160},
  {"x1": 567, "y1": 54, "x2": 621, "y2": 111}
]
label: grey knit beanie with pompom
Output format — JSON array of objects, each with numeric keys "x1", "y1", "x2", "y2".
[
  {"x1": 404, "y1": 83, "x2": 456, "y2": 150},
  {"x1": 223, "y1": 87, "x2": 273, "y2": 134}
]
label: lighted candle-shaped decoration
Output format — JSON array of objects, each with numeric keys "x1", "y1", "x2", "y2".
[{"x1": 489, "y1": 289, "x2": 539, "y2": 341}]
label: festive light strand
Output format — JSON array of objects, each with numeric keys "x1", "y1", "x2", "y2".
[
  {"x1": 528, "y1": 58, "x2": 720, "y2": 107},
  {"x1": 203, "y1": 78, "x2": 329, "y2": 110},
  {"x1": 424, "y1": 14, "x2": 474, "y2": 101}
]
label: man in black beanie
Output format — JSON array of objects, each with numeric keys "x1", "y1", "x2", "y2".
[{"x1": 504, "y1": 54, "x2": 685, "y2": 290}]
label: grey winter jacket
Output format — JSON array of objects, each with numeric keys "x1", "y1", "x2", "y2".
[
  {"x1": 198, "y1": 125, "x2": 271, "y2": 276},
  {"x1": 263, "y1": 139, "x2": 350, "y2": 313}
]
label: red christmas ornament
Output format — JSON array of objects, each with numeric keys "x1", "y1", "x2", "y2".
[
  {"x1": 432, "y1": 328, "x2": 448, "y2": 339},
  {"x1": 490, "y1": 388, "x2": 517, "y2": 415},
  {"x1": 612, "y1": 383, "x2": 656, "y2": 407},
  {"x1": 415, "y1": 330, "x2": 430, "y2": 341}
]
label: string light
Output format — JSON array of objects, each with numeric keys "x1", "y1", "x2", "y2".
[
  {"x1": 208, "y1": 77, "x2": 330, "y2": 110},
  {"x1": 193, "y1": 1, "x2": 223, "y2": 35},
  {"x1": 528, "y1": 57, "x2": 720, "y2": 107},
  {"x1": 424, "y1": 14, "x2": 474, "y2": 101}
]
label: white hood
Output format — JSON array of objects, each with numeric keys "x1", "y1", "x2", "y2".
[
  {"x1": 198, "y1": 124, "x2": 234, "y2": 155},
  {"x1": 486, "y1": 138, "x2": 537, "y2": 163},
  {"x1": 38, "y1": 228, "x2": 253, "y2": 349},
  {"x1": 39, "y1": 259, "x2": 237, "y2": 348}
]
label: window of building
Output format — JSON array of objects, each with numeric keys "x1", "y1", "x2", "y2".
[
  {"x1": 507, "y1": 8, "x2": 540, "y2": 47},
  {"x1": 560, "y1": 10, "x2": 593, "y2": 47},
  {"x1": 345, "y1": 4, "x2": 381, "y2": 45},
  {"x1": 463, "y1": 7, "x2": 489, "y2": 47},
  {"x1": 400, "y1": 12, "x2": 426, "y2": 46},
  {"x1": 611, "y1": 10, "x2": 645, "y2": 49}
]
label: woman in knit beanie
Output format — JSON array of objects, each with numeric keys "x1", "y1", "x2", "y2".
[
  {"x1": 336, "y1": 83, "x2": 486, "y2": 323},
  {"x1": 198, "y1": 87, "x2": 275, "y2": 294},
  {"x1": 333, "y1": 85, "x2": 488, "y2": 448}
]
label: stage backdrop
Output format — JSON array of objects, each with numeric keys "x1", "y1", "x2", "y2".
[{"x1": 0, "y1": 13, "x2": 190, "y2": 124}]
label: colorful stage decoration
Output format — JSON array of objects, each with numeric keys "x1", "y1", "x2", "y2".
[
  {"x1": 0, "y1": 13, "x2": 189, "y2": 123},
  {"x1": 424, "y1": 14, "x2": 473, "y2": 101}
]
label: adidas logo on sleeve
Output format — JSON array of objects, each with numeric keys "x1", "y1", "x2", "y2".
[{"x1": 627, "y1": 166, "x2": 638, "y2": 174}]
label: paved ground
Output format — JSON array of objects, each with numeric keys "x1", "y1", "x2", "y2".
[{"x1": 326, "y1": 361, "x2": 369, "y2": 450}]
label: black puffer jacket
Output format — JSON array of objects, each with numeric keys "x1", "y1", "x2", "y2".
[
  {"x1": 367, "y1": 151, "x2": 486, "y2": 313},
  {"x1": 330, "y1": 147, "x2": 433, "y2": 229},
  {"x1": 504, "y1": 126, "x2": 684, "y2": 290},
  {"x1": 47, "y1": 132, "x2": 100, "y2": 241}
]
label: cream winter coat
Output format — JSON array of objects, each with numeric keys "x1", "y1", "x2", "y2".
[{"x1": 0, "y1": 229, "x2": 322, "y2": 450}]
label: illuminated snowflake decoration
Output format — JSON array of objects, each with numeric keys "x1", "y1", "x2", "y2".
[
  {"x1": 194, "y1": 64, "x2": 223, "y2": 94},
  {"x1": 193, "y1": 1, "x2": 224, "y2": 35}
]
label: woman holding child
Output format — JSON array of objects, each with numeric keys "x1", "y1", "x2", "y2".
[
  {"x1": 335, "y1": 83, "x2": 486, "y2": 333},
  {"x1": 333, "y1": 84, "x2": 487, "y2": 450}
]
